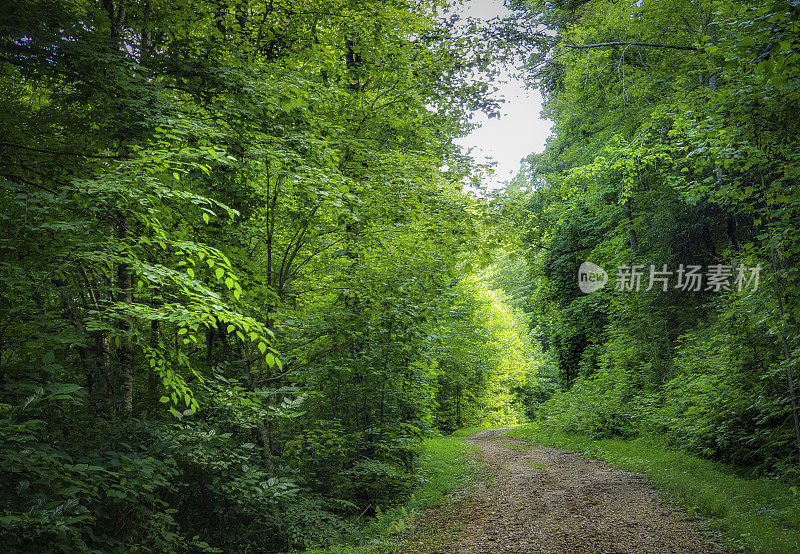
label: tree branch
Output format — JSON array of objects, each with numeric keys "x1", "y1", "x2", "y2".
[
  {"x1": 565, "y1": 41, "x2": 699, "y2": 52},
  {"x1": 0, "y1": 141, "x2": 123, "y2": 159}
]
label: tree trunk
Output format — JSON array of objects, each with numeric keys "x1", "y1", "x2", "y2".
[
  {"x1": 117, "y1": 219, "x2": 134, "y2": 414},
  {"x1": 624, "y1": 197, "x2": 638, "y2": 252},
  {"x1": 771, "y1": 248, "x2": 800, "y2": 460}
]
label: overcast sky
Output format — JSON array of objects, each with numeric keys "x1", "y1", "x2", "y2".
[{"x1": 445, "y1": 0, "x2": 553, "y2": 190}]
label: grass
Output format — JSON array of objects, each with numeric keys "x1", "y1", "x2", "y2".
[
  {"x1": 508, "y1": 424, "x2": 800, "y2": 553},
  {"x1": 313, "y1": 429, "x2": 482, "y2": 553},
  {"x1": 406, "y1": 434, "x2": 481, "y2": 510},
  {"x1": 522, "y1": 459, "x2": 547, "y2": 471},
  {"x1": 448, "y1": 424, "x2": 498, "y2": 438},
  {"x1": 500, "y1": 439, "x2": 532, "y2": 452}
]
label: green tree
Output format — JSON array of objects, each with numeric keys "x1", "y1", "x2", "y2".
[
  {"x1": 0, "y1": 0, "x2": 509, "y2": 550},
  {"x1": 512, "y1": 0, "x2": 800, "y2": 475}
]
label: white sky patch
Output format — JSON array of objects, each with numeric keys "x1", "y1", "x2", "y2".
[{"x1": 447, "y1": 0, "x2": 554, "y2": 190}]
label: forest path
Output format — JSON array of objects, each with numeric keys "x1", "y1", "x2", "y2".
[{"x1": 414, "y1": 428, "x2": 724, "y2": 553}]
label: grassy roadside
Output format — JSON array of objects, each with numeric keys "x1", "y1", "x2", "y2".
[
  {"x1": 508, "y1": 424, "x2": 800, "y2": 553},
  {"x1": 447, "y1": 424, "x2": 497, "y2": 438},
  {"x1": 312, "y1": 430, "x2": 481, "y2": 553}
]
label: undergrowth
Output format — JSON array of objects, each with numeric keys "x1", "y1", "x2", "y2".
[{"x1": 308, "y1": 431, "x2": 480, "y2": 553}]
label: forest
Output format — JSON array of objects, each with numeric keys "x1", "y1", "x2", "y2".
[{"x1": 1, "y1": 0, "x2": 799, "y2": 552}]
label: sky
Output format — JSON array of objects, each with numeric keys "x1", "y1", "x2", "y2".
[{"x1": 445, "y1": 0, "x2": 553, "y2": 190}]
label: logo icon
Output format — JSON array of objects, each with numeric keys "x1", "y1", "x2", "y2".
[{"x1": 578, "y1": 262, "x2": 608, "y2": 293}]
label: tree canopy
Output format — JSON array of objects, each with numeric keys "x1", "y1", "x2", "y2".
[
  {"x1": 511, "y1": 0, "x2": 800, "y2": 477},
  {"x1": 0, "y1": 0, "x2": 543, "y2": 550},
  {"x1": 2, "y1": 0, "x2": 800, "y2": 551}
]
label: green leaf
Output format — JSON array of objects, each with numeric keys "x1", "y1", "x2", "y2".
[{"x1": 43, "y1": 383, "x2": 82, "y2": 399}]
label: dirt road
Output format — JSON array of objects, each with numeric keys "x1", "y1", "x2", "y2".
[{"x1": 415, "y1": 428, "x2": 724, "y2": 553}]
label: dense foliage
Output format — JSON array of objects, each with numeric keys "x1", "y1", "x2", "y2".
[
  {"x1": 511, "y1": 0, "x2": 800, "y2": 479},
  {"x1": 7, "y1": 0, "x2": 798, "y2": 549},
  {"x1": 0, "y1": 1, "x2": 540, "y2": 551}
]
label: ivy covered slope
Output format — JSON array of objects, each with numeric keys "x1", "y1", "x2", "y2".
[
  {"x1": 511, "y1": 0, "x2": 800, "y2": 477},
  {"x1": 0, "y1": 1, "x2": 541, "y2": 552}
]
